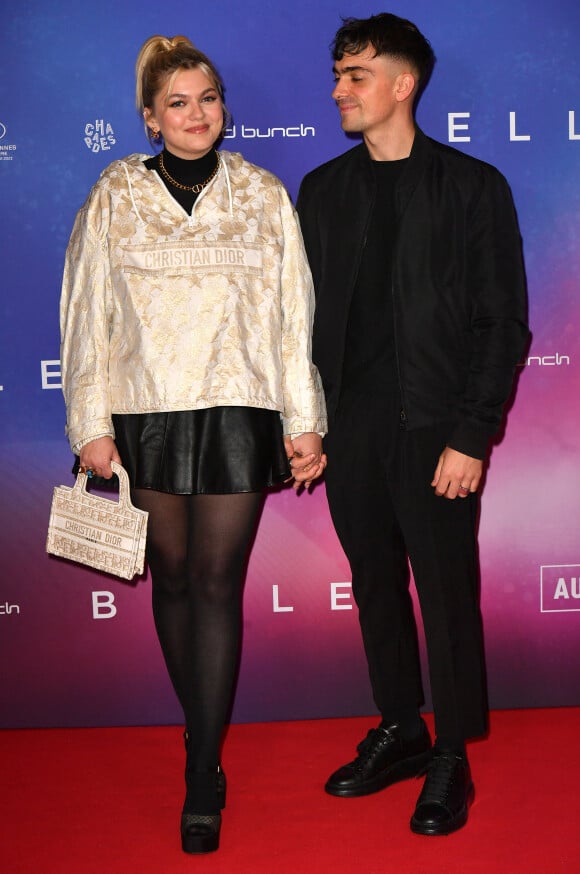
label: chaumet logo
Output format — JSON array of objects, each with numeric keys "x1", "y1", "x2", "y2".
[{"x1": 540, "y1": 565, "x2": 580, "y2": 612}]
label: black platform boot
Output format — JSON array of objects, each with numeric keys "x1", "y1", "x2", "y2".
[
  {"x1": 181, "y1": 770, "x2": 222, "y2": 854},
  {"x1": 183, "y1": 730, "x2": 226, "y2": 809}
]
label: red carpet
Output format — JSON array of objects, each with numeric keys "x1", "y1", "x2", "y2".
[{"x1": 2, "y1": 709, "x2": 579, "y2": 873}]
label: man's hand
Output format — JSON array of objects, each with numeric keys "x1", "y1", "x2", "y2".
[{"x1": 431, "y1": 447, "x2": 482, "y2": 500}]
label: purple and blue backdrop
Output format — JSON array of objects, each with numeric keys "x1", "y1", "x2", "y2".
[{"x1": 1, "y1": 0, "x2": 579, "y2": 727}]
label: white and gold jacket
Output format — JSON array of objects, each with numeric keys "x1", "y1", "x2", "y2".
[{"x1": 60, "y1": 151, "x2": 327, "y2": 452}]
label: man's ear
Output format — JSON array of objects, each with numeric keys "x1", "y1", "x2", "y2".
[{"x1": 395, "y1": 72, "x2": 417, "y2": 103}]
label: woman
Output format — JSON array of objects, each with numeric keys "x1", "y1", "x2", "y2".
[{"x1": 60, "y1": 35, "x2": 327, "y2": 854}]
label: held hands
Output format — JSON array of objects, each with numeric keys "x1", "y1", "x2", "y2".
[
  {"x1": 79, "y1": 436, "x2": 121, "y2": 480},
  {"x1": 431, "y1": 447, "x2": 482, "y2": 500},
  {"x1": 284, "y1": 433, "x2": 327, "y2": 491}
]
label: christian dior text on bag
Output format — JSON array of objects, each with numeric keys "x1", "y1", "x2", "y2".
[{"x1": 46, "y1": 461, "x2": 148, "y2": 580}]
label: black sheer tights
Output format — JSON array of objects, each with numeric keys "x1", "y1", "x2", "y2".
[{"x1": 132, "y1": 489, "x2": 263, "y2": 771}]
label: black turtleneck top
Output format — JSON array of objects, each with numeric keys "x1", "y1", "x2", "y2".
[{"x1": 144, "y1": 148, "x2": 219, "y2": 214}]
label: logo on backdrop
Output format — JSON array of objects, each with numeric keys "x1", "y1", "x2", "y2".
[
  {"x1": 84, "y1": 119, "x2": 116, "y2": 153},
  {"x1": 41, "y1": 360, "x2": 62, "y2": 389},
  {"x1": 273, "y1": 582, "x2": 353, "y2": 613},
  {"x1": 92, "y1": 591, "x2": 117, "y2": 619},
  {"x1": 447, "y1": 110, "x2": 580, "y2": 142},
  {"x1": 0, "y1": 602, "x2": 21, "y2": 616},
  {"x1": 224, "y1": 122, "x2": 315, "y2": 140},
  {"x1": 89, "y1": 586, "x2": 355, "y2": 619},
  {"x1": 0, "y1": 121, "x2": 17, "y2": 161},
  {"x1": 222, "y1": 111, "x2": 580, "y2": 144},
  {"x1": 518, "y1": 352, "x2": 571, "y2": 367},
  {"x1": 540, "y1": 565, "x2": 580, "y2": 612}
]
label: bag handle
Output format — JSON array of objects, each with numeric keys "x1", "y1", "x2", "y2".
[{"x1": 73, "y1": 460, "x2": 132, "y2": 508}]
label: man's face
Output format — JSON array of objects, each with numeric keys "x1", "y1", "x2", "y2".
[{"x1": 331, "y1": 47, "x2": 406, "y2": 137}]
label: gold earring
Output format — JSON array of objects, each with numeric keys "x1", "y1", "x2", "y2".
[{"x1": 151, "y1": 127, "x2": 161, "y2": 141}]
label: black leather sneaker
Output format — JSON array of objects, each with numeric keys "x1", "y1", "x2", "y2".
[
  {"x1": 325, "y1": 721, "x2": 432, "y2": 798},
  {"x1": 410, "y1": 752, "x2": 474, "y2": 836}
]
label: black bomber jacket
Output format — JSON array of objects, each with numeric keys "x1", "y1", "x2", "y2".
[{"x1": 296, "y1": 128, "x2": 529, "y2": 460}]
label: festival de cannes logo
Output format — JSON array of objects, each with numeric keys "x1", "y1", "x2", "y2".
[
  {"x1": 84, "y1": 119, "x2": 116, "y2": 153},
  {"x1": 0, "y1": 121, "x2": 17, "y2": 160}
]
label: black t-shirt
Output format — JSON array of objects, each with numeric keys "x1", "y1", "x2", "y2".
[{"x1": 341, "y1": 158, "x2": 408, "y2": 397}]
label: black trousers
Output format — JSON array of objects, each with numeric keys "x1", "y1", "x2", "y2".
[{"x1": 324, "y1": 391, "x2": 488, "y2": 741}]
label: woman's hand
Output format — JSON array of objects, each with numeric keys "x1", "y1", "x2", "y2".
[
  {"x1": 79, "y1": 436, "x2": 122, "y2": 480},
  {"x1": 285, "y1": 433, "x2": 327, "y2": 490}
]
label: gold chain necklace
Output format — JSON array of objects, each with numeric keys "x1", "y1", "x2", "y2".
[{"x1": 158, "y1": 150, "x2": 221, "y2": 193}]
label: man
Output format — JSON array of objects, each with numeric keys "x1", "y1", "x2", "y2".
[{"x1": 297, "y1": 13, "x2": 528, "y2": 836}]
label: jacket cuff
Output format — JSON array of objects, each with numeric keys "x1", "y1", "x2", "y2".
[
  {"x1": 282, "y1": 416, "x2": 328, "y2": 438},
  {"x1": 447, "y1": 421, "x2": 493, "y2": 461},
  {"x1": 285, "y1": 430, "x2": 327, "y2": 439},
  {"x1": 70, "y1": 429, "x2": 115, "y2": 455}
]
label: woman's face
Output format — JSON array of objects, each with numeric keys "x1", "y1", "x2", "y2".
[{"x1": 144, "y1": 66, "x2": 224, "y2": 159}]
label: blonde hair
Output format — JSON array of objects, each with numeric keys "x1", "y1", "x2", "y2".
[{"x1": 135, "y1": 35, "x2": 227, "y2": 143}]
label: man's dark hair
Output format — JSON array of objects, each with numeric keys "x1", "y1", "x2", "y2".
[{"x1": 332, "y1": 13, "x2": 435, "y2": 84}]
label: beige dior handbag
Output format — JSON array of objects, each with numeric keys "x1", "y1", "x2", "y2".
[{"x1": 46, "y1": 461, "x2": 148, "y2": 580}]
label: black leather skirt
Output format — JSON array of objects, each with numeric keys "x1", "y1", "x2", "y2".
[{"x1": 110, "y1": 406, "x2": 290, "y2": 495}]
